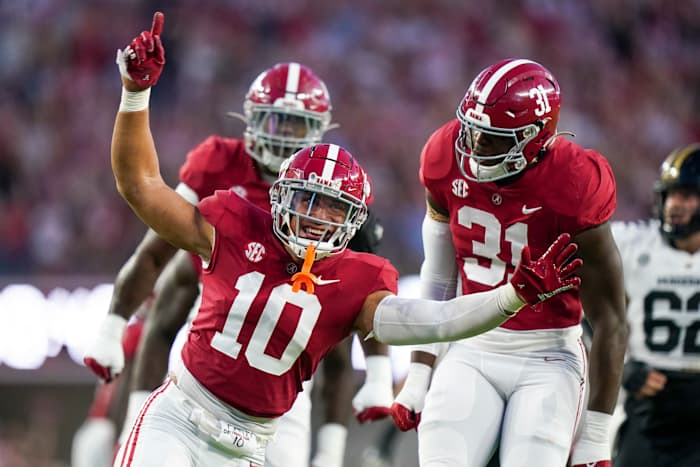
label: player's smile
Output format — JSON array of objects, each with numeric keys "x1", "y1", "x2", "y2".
[{"x1": 298, "y1": 219, "x2": 336, "y2": 242}]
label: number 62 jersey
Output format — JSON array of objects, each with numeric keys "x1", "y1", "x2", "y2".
[{"x1": 612, "y1": 220, "x2": 700, "y2": 372}]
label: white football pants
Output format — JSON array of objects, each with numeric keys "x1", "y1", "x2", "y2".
[{"x1": 418, "y1": 327, "x2": 587, "y2": 467}]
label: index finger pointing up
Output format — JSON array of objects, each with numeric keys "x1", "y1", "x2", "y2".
[{"x1": 151, "y1": 11, "x2": 164, "y2": 36}]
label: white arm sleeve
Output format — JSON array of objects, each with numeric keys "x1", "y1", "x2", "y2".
[
  {"x1": 372, "y1": 283, "x2": 524, "y2": 345},
  {"x1": 420, "y1": 214, "x2": 458, "y2": 300},
  {"x1": 412, "y1": 214, "x2": 459, "y2": 356}
]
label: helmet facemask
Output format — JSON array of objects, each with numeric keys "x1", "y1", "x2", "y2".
[
  {"x1": 270, "y1": 177, "x2": 368, "y2": 260},
  {"x1": 455, "y1": 107, "x2": 542, "y2": 183},
  {"x1": 244, "y1": 104, "x2": 330, "y2": 174}
]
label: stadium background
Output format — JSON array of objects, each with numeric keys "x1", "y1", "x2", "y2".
[{"x1": 0, "y1": 0, "x2": 698, "y2": 465}]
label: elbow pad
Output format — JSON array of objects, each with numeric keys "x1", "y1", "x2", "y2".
[{"x1": 372, "y1": 284, "x2": 522, "y2": 345}]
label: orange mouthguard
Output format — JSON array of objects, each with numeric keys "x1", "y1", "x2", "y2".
[{"x1": 291, "y1": 244, "x2": 319, "y2": 294}]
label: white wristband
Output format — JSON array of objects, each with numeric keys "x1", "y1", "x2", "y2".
[
  {"x1": 580, "y1": 409, "x2": 612, "y2": 443},
  {"x1": 496, "y1": 283, "x2": 526, "y2": 315},
  {"x1": 394, "y1": 362, "x2": 432, "y2": 411},
  {"x1": 364, "y1": 355, "x2": 392, "y2": 384},
  {"x1": 119, "y1": 87, "x2": 151, "y2": 112},
  {"x1": 99, "y1": 314, "x2": 128, "y2": 339},
  {"x1": 403, "y1": 362, "x2": 432, "y2": 393},
  {"x1": 571, "y1": 409, "x2": 612, "y2": 464}
]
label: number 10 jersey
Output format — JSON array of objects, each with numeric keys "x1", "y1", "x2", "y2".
[{"x1": 181, "y1": 190, "x2": 399, "y2": 418}]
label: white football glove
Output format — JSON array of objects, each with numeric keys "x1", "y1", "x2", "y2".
[
  {"x1": 83, "y1": 314, "x2": 127, "y2": 383},
  {"x1": 352, "y1": 355, "x2": 394, "y2": 423}
]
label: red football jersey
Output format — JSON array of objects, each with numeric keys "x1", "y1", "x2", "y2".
[
  {"x1": 179, "y1": 135, "x2": 274, "y2": 278},
  {"x1": 181, "y1": 190, "x2": 399, "y2": 418},
  {"x1": 420, "y1": 119, "x2": 616, "y2": 330},
  {"x1": 178, "y1": 135, "x2": 273, "y2": 211}
]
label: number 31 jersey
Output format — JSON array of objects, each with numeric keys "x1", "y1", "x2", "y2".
[
  {"x1": 420, "y1": 120, "x2": 616, "y2": 331},
  {"x1": 612, "y1": 220, "x2": 700, "y2": 371},
  {"x1": 181, "y1": 190, "x2": 399, "y2": 418}
]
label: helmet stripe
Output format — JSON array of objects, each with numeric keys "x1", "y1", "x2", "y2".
[
  {"x1": 321, "y1": 144, "x2": 340, "y2": 180},
  {"x1": 671, "y1": 144, "x2": 700, "y2": 172},
  {"x1": 474, "y1": 59, "x2": 536, "y2": 113},
  {"x1": 285, "y1": 62, "x2": 301, "y2": 95}
]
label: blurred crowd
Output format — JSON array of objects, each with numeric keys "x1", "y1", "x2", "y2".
[{"x1": 1, "y1": 0, "x2": 699, "y2": 277}]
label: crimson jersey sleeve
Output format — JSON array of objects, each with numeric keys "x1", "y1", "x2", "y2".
[
  {"x1": 197, "y1": 189, "x2": 264, "y2": 271},
  {"x1": 189, "y1": 252, "x2": 203, "y2": 278},
  {"x1": 419, "y1": 120, "x2": 461, "y2": 209},
  {"x1": 197, "y1": 189, "x2": 249, "y2": 227},
  {"x1": 178, "y1": 136, "x2": 242, "y2": 200},
  {"x1": 346, "y1": 252, "x2": 399, "y2": 296},
  {"x1": 547, "y1": 140, "x2": 617, "y2": 235},
  {"x1": 373, "y1": 260, "x2": 398, "y2": 295}
]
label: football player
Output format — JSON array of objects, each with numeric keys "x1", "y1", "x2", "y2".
[
  {"x1": 85, "y1": 13, "x2": 583, "y2": 466},
  {"x1": 612, "y1": 144, "x2": 700, "y2": 467},
  {"x1": 87, "y1": 30, "x2": 390, "y2": 467},
  {"x1": 113, "y1": 63, "x2": 387, "y2": 464},
  {"x1": 390, "y1": 58, "x2": 628, "y2": 467}
]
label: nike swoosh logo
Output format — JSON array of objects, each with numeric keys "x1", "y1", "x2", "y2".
[
  {"x1": 522, "y1": 205, "x2": 542, "y2": 215},
  {"x1": 314, "y1": 276, "x2": 341, "y2": 285}
]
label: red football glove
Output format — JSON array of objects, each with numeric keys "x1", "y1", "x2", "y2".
[
  {"x1": 116, "y1": 12, "x2": 166, "y2": 89},
  {"x1": 510, "y1": 233, "x2": 582, "y2": 306},
  {"x1": 390, "y1": 401, "x2": 422, "y2": 432}
]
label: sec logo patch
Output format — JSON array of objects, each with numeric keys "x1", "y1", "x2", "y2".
[
  {"x1": 245, "y1": 242, "x2": 266, "y2": 263},
  {"x1": 451, "y1": 179, "x2": 469, "y2": 198}
]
